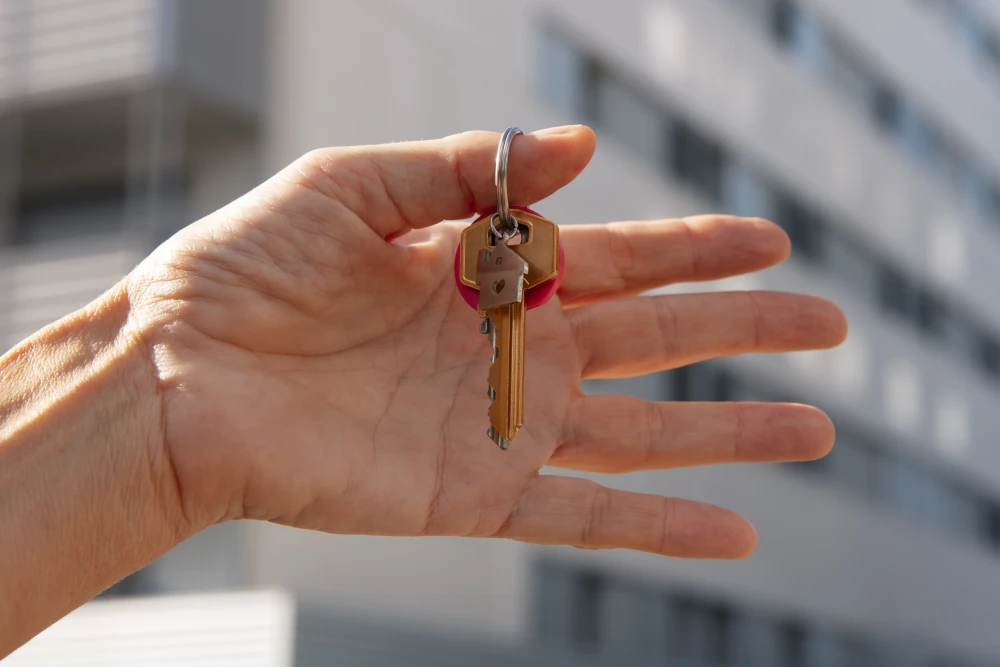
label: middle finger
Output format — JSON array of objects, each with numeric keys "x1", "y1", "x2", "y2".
[{"x1": 568, "y1": 290, "x2": 847, "y2": 379}]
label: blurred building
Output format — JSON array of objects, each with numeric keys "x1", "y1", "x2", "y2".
[{"x1": 4, "y1": 0, "x2": 1000, "y2": 665}]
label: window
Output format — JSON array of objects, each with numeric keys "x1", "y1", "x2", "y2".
[
  {"x1": 878, "y1": 266, "x2": 919, "y2": 321},
  {"x1": 773, "y1": 192, "x2": 825, "y2": 260},
  {"x1": 771, "y1": 0, "x2": 797, "y2": 45},
  {"x1": 772, "y1": 1, "x2": 827, "y2": 74},
  {"x1": 780, "y1": 622, "x2": 808, "y2": 667},
  {"x1": 571, "y1": 571, "x2": 603, "y2": 648},
  {"x1": 15, "y1": 182, "x2": 126, "y2": 245},
  {"x1": 828, "y1": 436, "x2": 878, "y2": 501},
  {"x1": 675, "y1": 363, "x2": 732, "y2": 402},
  {"x1": 917, "y1": 291, "x2": 950, "y2": 339},
  {"x1": 826, "y1": 231, "x2": 879, "y2": 297},
  {"x1": 823, "y1": 31, "x2": 879, "y2": 111},
  {"x1": 962, "y1": 169, "x2": 1000, "y2": 226},
  {"x1": 670, "y1": 123, "x2": 725, "y2": 202},
  {"x1": 872, "y1": 85, "x2": 903, "y2": 135},
  {"x1": 985, "y1": 504, "x2": 1000, "y2": 549},
  {"x1": 895, "y1": 103, "x2": 943, "y2": 167},
  {"x1": 593, "y1": 73, "x2": 666, "y2": 166},
  {"x1": 671, "y1": 597, "x2": 734, "y2": 664},
  {"x1": 538, "y1": 26, "x2": 589, "y2": 118},
  {"x1": 722, "y1": 160, "x2": 776, "y2": 219},
  {"x1": 842, "y1": 635, "x2": 878, "y2": 667},
  {"x1": 976, "y1": 334, "x2": 1000, "y2": 378}
]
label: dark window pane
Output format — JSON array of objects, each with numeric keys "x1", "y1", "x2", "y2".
[
  {"x1": 986, "y1": 504, "x2": 1000, "y2": 548},
  {"x1": 539, "y1": 26, "x2": 590, "y2": 117},
  {"x1": 580, "y1": 59, "x2": 603, "y2": 124},
  {"x1": 713, "y1": 372, "x2": 733, "y2": 402},
  {"x1": 917, "y1": 292, "x2": 948, "y2": 339},
  {"x1": 670, "y1": 123, "x2": 724, "y2": 202},
  {"x1": 707, "y1": 606, "x2": 733, "y2": 665},
  {"x1": 873, "y1": 85, "x2": 902, "y2": 134},
  {"x1": 681, "y1": 363, "x2": 729, "y2": 402},
  {"x1": 990, "y1": 184, "x2": 1000, "y2": 227},
  {"x1": 571, "y1": 571, "x2": 603, "y2": 648},
  {"x1": 671, "y1": 367, "x2": 691, "y2": 402},
  {"x1": 878, "y1": 267, "x2": 915, "y2": 319},
  {"x1": 773, "y1": 193, "x2": 825, "y2": 260},
  {"x1": 780, "y1": 622, "x2": 808, "y2": 667},
  {"x1": 979, "y1": 336, "x2": 1000, "y2": 378},
  {"x1": 771, "y1": 0, "x2": 797, "y2": 45},
  {"x1": 15, "y1": 182, "x2": 125, "y2": 245}
]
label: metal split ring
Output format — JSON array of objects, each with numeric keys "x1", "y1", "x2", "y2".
[
  {"x1": 494, "y1": 126, "x2": 523, "y2": 236},
  {"x1": 489, "y1": 213, "x2": 518, "y2": 242}
]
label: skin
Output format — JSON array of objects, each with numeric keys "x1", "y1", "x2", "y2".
[{"x1": 0, "y1": 126, "x2": 846, "y2": 657}]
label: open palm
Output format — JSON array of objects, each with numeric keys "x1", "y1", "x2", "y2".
[{"x1": 128, "y1": 127, "x2": 845, "y2": 559}]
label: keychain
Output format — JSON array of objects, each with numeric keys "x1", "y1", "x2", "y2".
[{"x1": 454, "y1": 127, "x2": 565, "y2": 449}]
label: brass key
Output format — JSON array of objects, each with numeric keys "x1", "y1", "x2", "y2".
[{"x1": 468, "y1": 210, "x2": 560, "y2": 449}]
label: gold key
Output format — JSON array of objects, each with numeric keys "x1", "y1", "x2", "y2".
[
  {"x1": 475, "y1": 235, "x2": 528, "y2": 448},
  {"x1": 468, "y1": 209, "x2": 560, "y2": 449},
  {"x1": 459, "y1": 127, "x2": 562, "y2": 450}
]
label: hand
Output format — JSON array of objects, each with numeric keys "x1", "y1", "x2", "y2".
[{"x1": 128, "y1": 126, "x2": 846, "y2": 559}]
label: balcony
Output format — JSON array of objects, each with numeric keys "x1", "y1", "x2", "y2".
[{"x1": 0, "y1": 0, "x2": 266, "y2": 122}]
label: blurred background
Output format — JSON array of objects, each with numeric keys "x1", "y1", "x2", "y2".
[{"x1": 3, "y1": 0, "x2": 1000, "y2": 665}]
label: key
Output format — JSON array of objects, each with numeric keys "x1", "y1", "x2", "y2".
[
  {"x1": 474, "y1": 229, "x2": 529, "y2": 449},
  {"x1": 469, "y1": 209, "x2": 560, "y2": 449}
]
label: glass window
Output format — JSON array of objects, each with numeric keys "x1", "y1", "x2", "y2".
[
  {"x1": 722, "y1": 159, "x2": 777, "y2": 219},
  {"x1": 962, "y1": 167, "x2": 1000, "y2": 226},
  {"x1": 895, "y1": 103, "x2": 943, "y2": 168},
  {"x1": 670, "y1": 367, "x2": 692, "y2": 402},
  {"x1": 773, "y1": 192, "x2": 825, "y2": 261},
  {"x1": 671, "y1": 597, "x2": 734, "y2": 665},
  {"x1": 975, "y1": 332, "x2": 1000, "y2": 378},
  {"x1": 917, "y1": 291, "x2": 950, "y2": 340},
  {"x1": 779, "y1": 621, "x2": 808, "y2": 667},
  {"x1": 822, "y1": 31, "x2": 878, "y2": 111},
  {"x1": 829, "y1": 436, "x2": 876, "y2": 501},
  {"x1": 571, "y1": 571, "x2": 603, "y2": 648},
  {"x1": 15, "y1": 183, "x2": 125, "y2": 245},
  {"x1": 826, "y1": 231, "x2": 879, "y2": 297},
  {"x1": 842, "y1": 635, "x2": 878, "y2": 667},
  {"x1": 725, "y1": 0, "x2": 775, "y2": 29},
  {"x1": 670, "y1": 122, "x2": 725, "y2": 202},
  {"x1": 872, "y1": 85, "x2": 903, "y2": 135},
  {"x1": 535, "y1": 561, "x2": 577, "y2": 643},
  {"x1": 538, "y1": 27, "x2": 589, "y2": 118},
  {"x1": 773, "y1": 1, "x2": 828, "y2": 74},
  {"x1": 594, "y1": 74, "x2": 667, "y2": 167},
  {"x1": 878, "y1": 266, "x2": 919, "y2": 321},
  {"x1": 771, "y1": 0, "x2": 797, "y2": 46},
  {"x1": 985, "y1": 503, "x2": 1000, "y2": 549}
]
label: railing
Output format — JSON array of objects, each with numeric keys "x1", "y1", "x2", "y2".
[
  {"x1": 0, "y1": 234, "x2": 139, "y2": 350},
  {"x1": 0, "y1": 0, "x2": 161, "y2": 103}
]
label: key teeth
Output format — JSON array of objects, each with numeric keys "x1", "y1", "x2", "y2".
[{"x1": 487, "y1": 425, "x2": 511, "y2": 450}]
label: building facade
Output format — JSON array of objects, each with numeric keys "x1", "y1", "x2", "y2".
[{"x1": 4, "y1": 1, "x2": 1000, "y2": 665}]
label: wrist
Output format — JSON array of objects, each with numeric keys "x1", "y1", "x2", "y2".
[{"x1": 0, "y1": 280, "x2": 193, "y2": 653}]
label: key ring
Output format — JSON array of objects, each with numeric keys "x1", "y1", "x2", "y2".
[
  {"x1": 489, "y1": 213, "x2": 518, "y2": 242},
  {"x1": 494, "y1": 126, "x2": 522, "y2": 236}
]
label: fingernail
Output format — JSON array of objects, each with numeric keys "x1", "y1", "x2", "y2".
[{"x1": 531, "y1": 124, "x2": 585, "y2": 136}]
